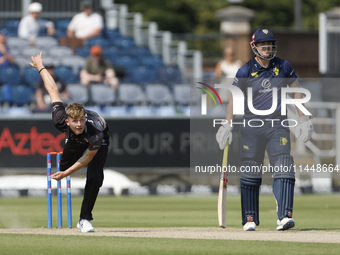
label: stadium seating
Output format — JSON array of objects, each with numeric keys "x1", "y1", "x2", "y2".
[
  {"x1": 113, "y1": 37, "x2": 136, "y2": 49},
  {"x1": 61, "y1": 55, "x2": 85, "y2": 75},
  {"x1": 0, "y1": 65, "x2": 22, "y2": 84},
  {"x1": 22, "y1": 66, "x2": 42, "y2": 86},
  {"x1": 48, "y1": 45, "x2": 73, "y2": 58},
  {"x1": 55, "y1": 66, "x2": 76, "y2": 83},
  {"x1": 173, "y1": 84, "x2": 191, "y2": 106},
  {"x1": 21, "y1": 46, "x2": 43, "y2": 58},
  {"x1": 118, "y1": 83, "x2": 145, "y2": 105},
  {"x1": 139, "y1": 55, "x2": 163, "y2": 68},
  {"x1": 66, "y1": 83, "x2": 89, "y2": 104},
  {"x1": 128, "y1": 65, "x2": 157, "y2": 84},
  {"x1": 4, "y1": 19, "x2": 20, "y2": 35},
  {"x1": 7, "y1": 37, "x2": 30, "y2": 51},
  {"x1": 85, "y1": 36, "x2": 111, "y2": 48},
  {"x1": 157, "y1": 65, "x2": 182, "y2": 85},
  {"x1": 145, "y1": 83, "x2": 173, "y2": 105},
  {"x1": 75, "y1": 46, "x2": 91, "y2": 58},
  {"x1": 4, "y1": 83, "x2": 33, "y2": 106},
  {"x1": 90, "y1": 84, "x2": 115, "y2": 106},
  {"x1": 34, "y1": 36, "x2": 59, "y2": 48}
]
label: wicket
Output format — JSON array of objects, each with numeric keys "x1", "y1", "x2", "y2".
[{"x1": 47, "y1": 152, "x2": 72, "y2": 228}]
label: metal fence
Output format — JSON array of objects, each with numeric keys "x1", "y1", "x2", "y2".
[{"x1": 319, "y1": 8, "x2": 340, "y2": 76}]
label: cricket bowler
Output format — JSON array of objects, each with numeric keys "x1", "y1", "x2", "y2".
[{"x1": 30, "y1": 52, "x2": 110, "y2": 233}]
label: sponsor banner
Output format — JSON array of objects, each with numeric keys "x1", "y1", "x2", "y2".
[{"x1": 0, "y1": 118, "x2": 190, "y2": 168}]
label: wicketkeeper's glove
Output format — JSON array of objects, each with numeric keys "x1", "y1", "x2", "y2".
[
  {"x1": 216, "y1": 121, "x2": 233, "y2": 150},
  {"x1": 295, "y1": 115, "x2": 313, "y2": 143}
]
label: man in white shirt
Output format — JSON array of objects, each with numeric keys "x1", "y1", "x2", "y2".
[
  {"x1": 67, "y1": 0, "x2": 103, "y2": 40},
  {"x1": 18, "y1": 2, "x2": 55, "y2": 45}
]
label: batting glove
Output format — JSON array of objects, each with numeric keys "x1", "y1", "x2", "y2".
[
  {"x1": 295, "y1": 115, "x2": 313, "y2": 143},
  {"x1": 216, "y1": 121, "x2": 233, "y2": 150}
]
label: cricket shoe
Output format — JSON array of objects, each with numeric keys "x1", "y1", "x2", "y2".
[
  {"x1": 243, "y1": 222, "x2": 256, "y2": 231},
  {"x1": 77, "y1": 219, "x2": 94, "y2": 233},
  {"x1": 276, "y1": 217, "x2": 295, "y2": 231}
]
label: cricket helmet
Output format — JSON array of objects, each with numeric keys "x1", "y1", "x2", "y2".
[{"x1": 250, "y1": 28, "x2": 277, "y2": 60}]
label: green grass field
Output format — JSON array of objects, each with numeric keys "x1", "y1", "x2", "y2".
[{"x1": 0, "y1": 194, "x2": 340, "y2": 254}]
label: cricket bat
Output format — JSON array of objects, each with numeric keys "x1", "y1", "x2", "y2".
[{"x1": 218, "y1": 143, "x2": 229, "y2": 228}]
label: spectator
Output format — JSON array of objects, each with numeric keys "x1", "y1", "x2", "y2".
[
  {"x1": 0, "y1": 34, "x2": 14, "y2": 66},
  {"x1": 34, "y1": 64, "x2": 70, "y2": 112},
  {"x1": 67, "y1": 0, "x2": 103, "y2": 40},
  {"x1": 80, "y1": 45, "x2": 119, "y2": 90},
  {"x1": 18, "y1": 2, "x2": 55, "y2": 45},
  {"x1": 214, "y1": 47, "x2": 242, "y2": 103},
  {"x1": 214, "y1": 47, "x2": 242, "y2": 80}
]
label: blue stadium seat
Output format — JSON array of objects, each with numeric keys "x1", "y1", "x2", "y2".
[
  {"x1": 75, "y1": 46, "x2": 90, "y2": 58},
  {"x1": 173, "y1": 84, "x2": 191, "y2": 106},
  {"x1": 113, "y1": 37, "x2": 136, "y2": 49},
  {"x1": 129, "y1": 65, "x2": 157, "y2": 84},
  {"x1": 0, "y1": 85, "x2": 4, "y2": 104},
  {"x1": 61, "y1": 55, "x2": 85, "y2": 75},
  {"x1": 66, "y1": 83, "x2": 89, "y2": 104},
  {"x1": 21, "y1": 46, "x2": 43, "y2": 58},
  {"x1": 0, "y1": 65, "x2": 21, "y2": 84},
  {"x1": 103, "y1": 28, "x2": 121, "y2": 42},
  {"x1": 35, "y1": 36, "x2": 58, "y2": 48},
  {"x1": 90, "y1": 84, "x2": 115, "y2": 106},
  {"x1": 7, "y1": 37, "x2": 30, "y2": 51},
  {"x1": 139, "y1": 55, "x2": 163, "y2": 68},
  {"x1": 56, "y1": 19, "x2": 71, "y2": 31},
  {"x1": 112, "y1": 55, "x2": 139, "y2": 70},
  {"x1": 118, "y1": 83, "x2": 145, "y2": 105},
  {"x1": 4, "y1": 83, "x2": 33, "y2": 106},
  {"x1": 157, "y1": 65, "x2": 182, "y2": 84},
  {"x1": 145, "y1": 83, "x2": 173, "y2": 105},
  {"x1": 130, "y1": 47, "x2": 152, "y2": 57},
  {"x1": 48, "y1": 45, "x2": 73, "y2": 58},
  {"x1": 4, "y1": 19, "x2": 20, "y2": 35},
  {"x1": 55, "y1": 66, "x2": 76, "y2": 83},
  {"x1": 85, "y1": 36, "x2": 111, "y2": 48},
  {"x1": 23, "y1": 66, "x2": 41, "y2": 86}
]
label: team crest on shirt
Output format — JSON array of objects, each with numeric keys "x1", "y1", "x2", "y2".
[
  {"x1": 251, "y1": 72, "x2": 258, "y2": 77},
  {"x1": 280, "y1": 137, "x2": 288, "y2": 145},
  {"x1": 273, "y1": 67, "x2": 279, "y2": 76}
]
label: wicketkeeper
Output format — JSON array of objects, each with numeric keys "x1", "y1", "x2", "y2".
[{"x1": 216, "y1": 29, "x2": 313, "y2": 231}]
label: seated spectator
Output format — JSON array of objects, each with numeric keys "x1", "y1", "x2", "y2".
[
  {"x1": 67, "y1": 0, "x2": 103, "y2": 40},
  {"x1": 34, "y1": 64, "x2": 70, "y2": 112},
  {"x1": 18, "y1": 2, "x2": 55, "y2": 46},
  {"x1": 60, "y1": 1, "x2": 103, "y2": 52},
  {"x1": 80, "y1": 45, "x2": 119, "y2": 90},
  {"x1": 0, "y1": 34, "x2": 14, "y2": 66}
]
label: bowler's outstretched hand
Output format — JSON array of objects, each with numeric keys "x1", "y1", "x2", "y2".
[{"x1": 51, "y1": 171, "x2": 65, "y2": 181}]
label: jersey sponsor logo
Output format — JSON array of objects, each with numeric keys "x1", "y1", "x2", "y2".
[{"x1": 259, "y1": 79, "x2": 272, "y2": 93}]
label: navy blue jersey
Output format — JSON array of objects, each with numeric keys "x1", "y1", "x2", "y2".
[{"x1": 233, "y1": 57, "x2": 297, "y2": 120}]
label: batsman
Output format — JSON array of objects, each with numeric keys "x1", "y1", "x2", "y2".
[{"x1": 216, "y1": 29, "x2": 313, "y2": 231}]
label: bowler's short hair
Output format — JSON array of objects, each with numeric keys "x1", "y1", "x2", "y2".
[{"x1": 66, "y1": 103, "x2": 86, "y2": 119}]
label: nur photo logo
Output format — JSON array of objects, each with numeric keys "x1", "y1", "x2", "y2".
[{"x1": 196, "y1": 82, "x2": 222, "y2": 115}]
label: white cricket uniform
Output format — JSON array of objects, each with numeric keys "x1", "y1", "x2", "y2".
[{"x1": 67, "y1": 12, "x2": 103, "y2": 39}]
